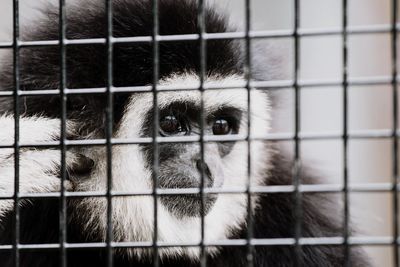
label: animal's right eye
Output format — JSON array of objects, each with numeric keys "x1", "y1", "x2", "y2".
[
  {"x1": 212, "y1": 118, "x2": 232, "y2": 135},
  {"x1": 159, "y1": 115, "x2": 189, "y2": 136}
]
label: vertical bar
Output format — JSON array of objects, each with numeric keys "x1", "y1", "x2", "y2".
[
  {"x1": 244, "y1": 0, "x2": 254, "y2": 267},
  {"x1": 293, "y1": 0, "x2": 302, "y2": 266},
  {"x1": 105, "y1": 0, "x2": 114, "y2": 266},
  {"x1": 391, "y1": 0, "x2": 399, "y2": 265},
  {"x1": 58, "y1": 0, "x2": 68, "y2": 266},
  {"x1": 12, "y1": 0, "x2": 20, "y2": 266},
  {"x1": 342, "y1": 0, "x2": 350, "y2": 266},
  {"x1": 151, "y1": 0, "x2": 159, "y2": 266},
  {"x1": 197, "y1": 0, "x2": 207, "y2": 266}
]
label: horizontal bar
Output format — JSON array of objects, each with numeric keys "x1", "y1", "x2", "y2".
[
  {"x1": 0, "y1": 182, "x2": 396, "y2": 201},
  {"x1": 0, "y1": 128, "x2": 397, "y2": 150},
  {"x1": 0, "y1": 236, "x2": 396, "y2": 251},
  {"x1": 0, "y1": 75, "x2": 396, "y2": 98},
  {"x1": 0, "y1": 23, "x2": 397, "y2": 49}
]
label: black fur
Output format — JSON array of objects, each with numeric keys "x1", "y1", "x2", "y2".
[
  {"x1": 0, "y1": 0, "x2": 369, "y2": 266},
  {"x1": 0, "y1": 0, "x2": 241, "y2": 136}
]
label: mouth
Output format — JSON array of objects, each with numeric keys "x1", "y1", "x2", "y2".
[
  {"x1": 160, "y1": 192, "x2": 218, "y2": 218},
  {"x1": 157, "y1": 165, "x2": 220, "y2": 218}
]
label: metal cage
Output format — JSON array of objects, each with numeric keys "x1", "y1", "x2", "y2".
[{"x1": 0, "y1": 0, "x2": 398, "y2": 266}]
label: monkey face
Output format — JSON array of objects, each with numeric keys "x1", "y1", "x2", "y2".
[
  {"x1": 69, "y1": 74, "x2": 272, "y2": 259},
  {"x1": 141, "y1": 90, "x2": 243, "y2": 218}
]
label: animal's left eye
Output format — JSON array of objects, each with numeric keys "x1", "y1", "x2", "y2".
[{"x1": 212, "y1": 118, "x2": 232, "y2": 135}]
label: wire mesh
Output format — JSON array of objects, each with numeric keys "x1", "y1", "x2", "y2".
[{"x1": 0, "y1": 0, "x2": 399, "y2": 266}]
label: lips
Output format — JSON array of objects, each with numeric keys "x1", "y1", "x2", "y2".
[{"x1": 160, "y1": 192, "x2": 218, "y2": 218}]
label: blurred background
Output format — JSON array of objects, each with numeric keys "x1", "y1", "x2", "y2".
[{"x1": 0, "y1": 0, "x2": 396, "y2": 266}]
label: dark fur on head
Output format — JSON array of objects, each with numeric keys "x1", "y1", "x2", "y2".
[
  {"x1": 0, "y1": 0, "x2": 242, "y2": 135},
  {"x1": 0, "y1": 0, "x2": 369, "y2": 266}
]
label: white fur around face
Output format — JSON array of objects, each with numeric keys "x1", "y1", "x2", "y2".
[
  {"x1": 0, "y1": 115, "x2": 76, "y2": 219},
  {"x1": 74, "y1": 74, "x2": 272, "y2": 260}
]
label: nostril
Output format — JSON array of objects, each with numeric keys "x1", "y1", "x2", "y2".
[
  {"x1": 67, "y1": 154, "x2": 94, "y2": 180},
  {"x1": 195, "y1": 160, "x2": 213, "y2": 187}
]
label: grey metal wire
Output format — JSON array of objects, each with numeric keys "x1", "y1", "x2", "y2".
[
  {"x1": 3, "y1": 76, "x2": 400, "y2": 97},
  {"x1": 151, "y1": 0, "x2": 160, "y2": 266},
  {"x1": 105, "y1": 0, "x2": 114, "y2": 266},
  {"x1": 12, "y1": 0, "x2": 20, "y2": 266},
  {"x1": 342, "y1": 0, "x2": 350, "y2": 266},
  {"x1": 1, "y1": 236, "x2": 398, "y2": 251},
  {"x1": 244, "y1": 0, "x2": 254, "y2": 266},
  {"x1": 196, "y1": 0, "x2": 207, "y2": 266},
  {"x1": 58, "y1": 0, "x2": 67, "y2": 266},
  {"x1": 1, "y1": 23, "x2": 398, "y2": 49},
  {"x1": 391, "y1": 0, "x2": 399, "y2": 266},
  {"x1": 293, "y1": 0, "x2": 302, "y2": 265}
]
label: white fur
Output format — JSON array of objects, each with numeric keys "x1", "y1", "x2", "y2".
[
  {"x1": 74, "y1": 74, "x2": 272, "y2": 259},
  {"x1": 0, "y1": 115, "x2": 76, "y2": 218}
]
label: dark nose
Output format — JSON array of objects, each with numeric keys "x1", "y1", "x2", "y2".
[
  {"x1": 195, "y1": 160, "x2": 213, "y2": 187},
  {"x1": 67, "y1": 153, "x2": 94, "y2": 180}
]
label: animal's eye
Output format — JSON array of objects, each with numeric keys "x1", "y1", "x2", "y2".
[
  {"x1": 212, "y1": 118, "x2": 232, "y2": 135},
  {"x1": 159, "y1": 115, "x2": 189, "y2": 136}
]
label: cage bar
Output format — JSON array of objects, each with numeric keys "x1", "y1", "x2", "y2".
[
  {"x1": 58, "y1": 0, "x2": 67, "y2": 266},
  {"x1": 293, "y1": 0, "x2": 302, "y2": 265},
  {"x1": 196, "y1": 0, "x2": 207, "y2": 266},
  {"x1": 342, "y1": 0, "x2": 350, "y2": 266},
  {"x1": 244, "y1": 0, "x2": 254, "y2": 267},
  {"x1": 391, "y1": 0, "x2": 399, "y2": 266},
  {"x1": 12, "y1": 0, "x2": 20, "y2": 267},
  {"x1": 151, "y1": 0, "x2": 160, "y2": 266},
  {"x1": 105, "y1": 0, "x2": 114, "y2": 266}
]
